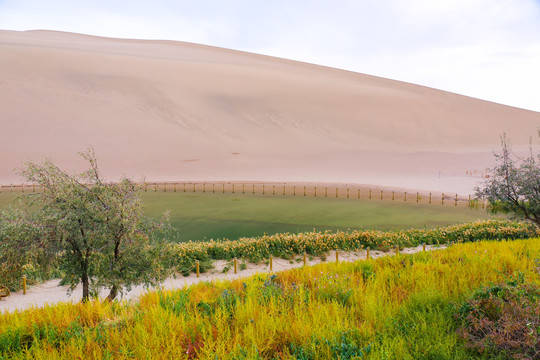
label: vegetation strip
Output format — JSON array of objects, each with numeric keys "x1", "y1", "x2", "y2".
[
  {"x1": 0, "y1": 238, "x2": 538, "y2": 359},
  {"x1": 167, "y1": 219, "x2": 539, "y2": 275},
  {"x1": 3, "y1": 220, "x2": 537, "y2": 293}
]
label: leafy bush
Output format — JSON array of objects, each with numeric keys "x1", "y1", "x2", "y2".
[
  {"x1": 0, "y1": 207, "x2": 58, "y2": 291},
  {"x1": 456, "y1": 276, "x2": 540, "y2": 359}
]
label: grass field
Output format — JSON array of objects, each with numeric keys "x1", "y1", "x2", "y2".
[
  {"x1": 140, "y1": 192, "x2": 499, "y2": 242},
  {"x1": 0, "y1": 191, "x2": 499, "y2": 242},
  {"x1": 1, "y1": 238, "x2": 538, "y2": 359}
]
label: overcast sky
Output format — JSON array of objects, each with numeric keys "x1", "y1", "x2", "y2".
[{"x1": 2, "y1": 0, "x2": 540, "y2": 112}]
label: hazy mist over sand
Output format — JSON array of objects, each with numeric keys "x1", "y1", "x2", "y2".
[{"x1": 1, "y1": 30, "x2": 539, "y2": 193}]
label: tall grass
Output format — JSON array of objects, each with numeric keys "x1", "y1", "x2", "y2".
[{"x1": 1, "y1": 238, "x2": 538, "y2": 359}]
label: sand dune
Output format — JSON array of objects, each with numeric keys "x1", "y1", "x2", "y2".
[{"x1": 1, "y1": 30, "x2": 538, "y2": 193}]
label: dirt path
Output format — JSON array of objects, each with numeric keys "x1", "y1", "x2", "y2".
[{"x1": 0, "y1": 245, "x2": 445, "y2": 313}]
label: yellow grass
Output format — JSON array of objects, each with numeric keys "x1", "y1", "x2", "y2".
[{"x1": 1, "y1": 238, "x2": 539, "y2": 359}]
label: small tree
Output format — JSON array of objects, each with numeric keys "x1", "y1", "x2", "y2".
[
  {"x1": 476, "y1": 133, "x2": 540, "y2": 227},
  {"x1": 18, "y1": 150, "x2": 170, "y2": 302}
]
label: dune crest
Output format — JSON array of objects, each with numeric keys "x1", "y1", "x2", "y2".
[{"x1": 1, "y1": 30, "x2": 538, "y2": 193}]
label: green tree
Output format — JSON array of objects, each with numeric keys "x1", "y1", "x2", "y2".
[
  {"x1": 476, "y1": 133, "x2": 540, "y2": 227},
  {"x1": 16, "y1": 150, "x2": 171, "y2": 302}
]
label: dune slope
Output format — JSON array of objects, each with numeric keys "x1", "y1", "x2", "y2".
[{"x1": 1, "y1": 30, "x2": 538, "y2": 193}]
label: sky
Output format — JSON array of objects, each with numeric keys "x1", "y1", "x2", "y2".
[{"x1": 1, "y1": 0, "x2": 540, "y2": 112}]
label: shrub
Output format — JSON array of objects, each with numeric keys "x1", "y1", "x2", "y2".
[{"x1": 456, "y1": 276, "x2": 540, "y2": 359}]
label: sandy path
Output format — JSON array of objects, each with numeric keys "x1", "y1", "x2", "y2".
[{"x1": 0, "y1": 245, "x2": 445, "y2": 313}]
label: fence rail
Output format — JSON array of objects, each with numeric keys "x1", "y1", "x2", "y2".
[{"x1": 0, "y1": 181, "x2": 486, "y2": 209}]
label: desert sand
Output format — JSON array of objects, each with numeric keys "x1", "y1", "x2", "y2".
[
  {"x1": 1, "y1": 30, "x2": 539, "y2": 194},
  {"x1": 0, "y1": 245, "x2": 444, "y2": 313}
]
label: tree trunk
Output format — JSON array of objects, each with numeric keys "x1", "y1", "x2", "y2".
[
  {"x1": 105, "y1": 285, "x2": 118, "y2": 302},
  {"x1": 81, "y1": 273, "x2": 90, "y2": 302}
]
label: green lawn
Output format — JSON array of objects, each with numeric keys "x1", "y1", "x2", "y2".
[
  {"x1": 0, "y1": 191, "x2": 499, "y2": 242},
  {"x1": 140, "y1": 192, "x2": 499, "y2": 242}
]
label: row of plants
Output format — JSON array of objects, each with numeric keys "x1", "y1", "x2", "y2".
[
  {"x1": 2, "y1": 219, "x2": 537, "y2": 291},
  {"x1": 166, "y1": 219, "x2": 540, "y2": 275},
  {"x1": 1, "y1": 238, "x2": 538, "y2": 359}
]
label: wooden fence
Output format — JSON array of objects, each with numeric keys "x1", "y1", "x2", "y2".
[{"x1": 0, "y1": 181, "x2": 486, "y2": 209}]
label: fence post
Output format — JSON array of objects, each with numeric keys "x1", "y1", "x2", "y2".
[
  {"x1": 314, "y1": 186, "x2": 317, "y2": 197},
  {"x1": 203, "y1": 183, "x2": 206, "y2": 193},
  {"x1": 270, "y1": 255, "x2": 273, "y2": 272},
  {"x1": 325, "y1": 187, "x2": 328, "y2": 197},
  {"x1": 380, "y1": 190, "x2": 383, "y2": 200},
  {"x1": 213, "y1": 184, "x2": 215, "y2": 193},
  {"x1": 253, "y1": 184, "x2": 255, "y2": 194},
  {"x1": 154, "y1": 184, "x2": 157, "y2": 192},
  {"x1": 263, "y1": 185, "x2": 265, "y2": 195},
  {"x1": 347, "y1": 188, "x2": 350, "y2": 198},
  {"x1": 303, "y1": 253, "x2": 307, "y2": 266},
  {"x1": 468, "y1": 194, "x2": 471, "y2": 207},
  {"x1": 336, "y1": 250, "x2": 339, "y2": 263},
  {"x1": 234, "y1": 258, "x2": 237, "y2": 274},
  {"x1": 242, "y1": 184, "x2": 245, "y2": 194},
  {"x1": 293, "y1": 185, "x2": 296, "y2": 196},
  {"x1": 369, "y1": 189, "x2": 372, "y2": 200},
  {"x1": 404, "y1": 192, "x2": 407, "y2": 202},
  {"x1": 233, "y1": 184, "x2": 235, "y2": 194},
  {"x1": 429, "y1": 192, "x2": 432, "y2": 204},
  {"x1": 335, "y1": 188, "x2": 338, "y2": 198},
  {"x1": 392, "y1": 191, "x2": 395, "y2": 201},
  {"x1": 396, "y1": 245, "x2": 400, "y2": 255},
  {"x1": 196, "y1": 260, "x2": 200, "y2": 278},
  {"x1": 303, "y1": 186, "x2": 306, "y2": 196},
  {"x1": 193, "y1": 183, "x2": 196, "y2": 193},
  {"x1": 283, "y1": 185, "x2": 285, "y2": 196},
  {"x1": 416, "y1": 192, "x2": 419, "y2": 203},
  {"x1": 423, "y1": 243, "x2": 426, "y2": 251},
  {"x1": 33, "y1": 183, "x2": 35, "y2": 193},
  {"x1": 184, "y1": 183, "x2": 186, "y2": 193},
  {"x1": 366, "y1": 247, "x2": 370, "y2": 260},
  {"x1": 357, "y1": 189, "x2": 360, "y2": 199},
  {"x1": 174, "y1": 183, "x2": 177, "y2": 192},
  {"x1": 442, "y1": 193, "x2": 444, "y2": 205},
  {"x1": 273, "y1": 185, "x2": 275, "y2": 195},
  {"x1": 22, "y1": 184, "x2": 24, "y2": 193},
  {"x1": 23, "y1": 275, "x2": 27, "y2": 295},
  {"x1": 455, "y1": 194, "x2": 458, "y2": 207},
  {"x1": 223, "y1": 184, "x2": 225, "y2": 194}
]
